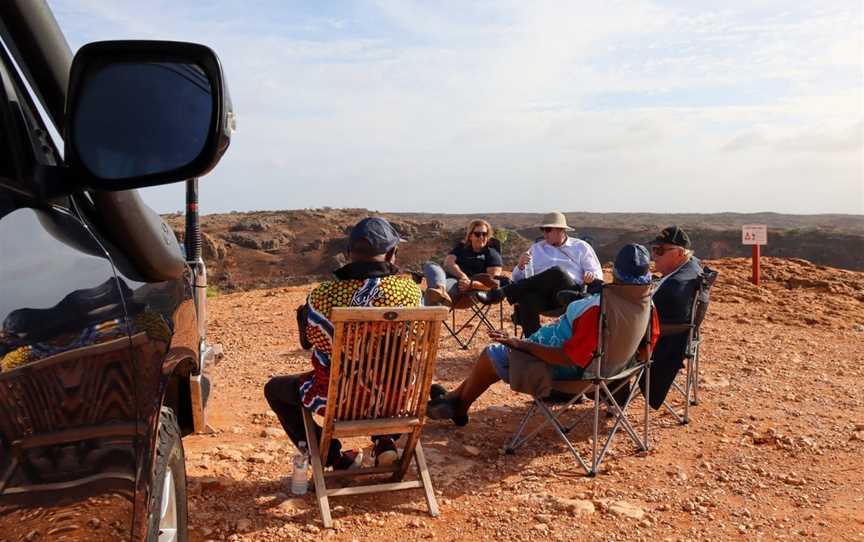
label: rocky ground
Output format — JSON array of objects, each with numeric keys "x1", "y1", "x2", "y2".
[{"x1": 182, "y1": 257, "x2": 864, "y2": 541}]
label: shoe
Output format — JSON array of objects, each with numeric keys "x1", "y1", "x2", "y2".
[
  {"x1": 331, "y1": 449, "x2": 363, "y2": 470},
  {"x1": 471, "y1": 273, "x2": 499, "y2": 289},
  {"x1": 372, "y1": 437, "x2": 399, "y2": 466},
  {"x1": 429, "y1": 383, "x2": 448, "y2": 400},
  {"x1": 475, "y1": 288, "x2": 504, "y2": 305},
  {"x1": 424, "y1": 286, "x2": 452, "y2": 307},
  {"x1": 426, "y1": 396, "x2": 469, "y2": 426}
]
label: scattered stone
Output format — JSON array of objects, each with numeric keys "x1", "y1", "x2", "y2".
[
  {"x1": 261, "y1": 427, "x2": 283, "y2": 438},
  {"x1": 462, "y1": 444, "x2": 481, "y2": 457},
  {"x1": 218, "y1": 449, "x2": 244, "y2": 462},
  {"x1": 248, "y1": 452, "x2": 274, "y2": 464},
  {"x1": 608, "y1": 501, "x2": 645, "y2": 520}
]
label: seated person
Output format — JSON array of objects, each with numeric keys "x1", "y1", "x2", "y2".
[
  {"x1": 422, "y1": 219, "x2": 503, "y2": 306},
  {"x1": 264, "y1": 217, "x2": 422, "y2": 469},
  {"x1": 641, "y1": 225, "x2": 704, "y2": 408},
  {"x1": 477, "y1": 211, "x2": 602, "y2": 335},
  {"x1": 428, "y1": 244, "x2": 657, "y2": 426}
]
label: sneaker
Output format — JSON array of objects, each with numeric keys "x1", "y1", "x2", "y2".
[
  {"x1": 372, "y1": 437, "x2": 398, "y2": 466},
  {"x1": 331, "y1": 449, "x2": 363, "y2": 471},
  {"x1": 424, "y1": 286, "x2": 452, "y2": 307}
]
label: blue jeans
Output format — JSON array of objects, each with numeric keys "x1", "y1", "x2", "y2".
[{"x1": 422, "y1": 262, "x2": 459, "y2": 297}]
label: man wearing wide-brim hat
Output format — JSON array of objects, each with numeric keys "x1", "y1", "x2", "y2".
[{"x1": 477, "y1": 211, "x2": 602, "y2": 336}]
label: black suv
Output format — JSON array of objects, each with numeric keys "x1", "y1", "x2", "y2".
[{"x1": 0, "y1": 1, "x2": 232, "y2": 540}]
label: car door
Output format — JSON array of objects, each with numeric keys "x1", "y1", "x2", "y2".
[{"x1": 0, "y1": 36, "x2": 139, "y2": 541}]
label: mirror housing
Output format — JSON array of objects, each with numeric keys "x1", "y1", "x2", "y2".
[{"x1": 65, "y1": 40, "x2": 233, "y2": 191}]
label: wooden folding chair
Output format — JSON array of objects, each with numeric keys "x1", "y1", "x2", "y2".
[{"x1": 302, "y1": 306, "x2": 449, "y2": 528}]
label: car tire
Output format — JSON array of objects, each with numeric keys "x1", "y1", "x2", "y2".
[{"x1": 146, "y1": 406, "x2": 189, "y2": 542}]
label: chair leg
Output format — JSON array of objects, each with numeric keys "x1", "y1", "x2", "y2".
[
  {"x1": 644, "y1": 361, "x2": 651, "y2": 450},
  {"x1": 413, "y1": 442, "x2": 439, "y2": 517},
  {"x1": 683, "y1": 357, "x2": 692, "y2": 423},
  {"x1": 691, "y1": 343, "x2": 701, "y2": 405},
  {"x1": 591, "y1": 384, "x2": 600, "y2": 476},
  {"x1": 302, "y1": 409, "x2": 332, "y2": 528},
  {"x1": 505, "y1": 401, "x2": 539, "y2": 453},
  {"x1": 535, "y1": 400, "x2": 591, "y2": 475}
]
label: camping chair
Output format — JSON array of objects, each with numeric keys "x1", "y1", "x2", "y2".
[
  {"x1": 504, "y1": 283, "x2": 654, "y2": 476},
  {"x1": 443, "y1": 237, "x2": 505, "y2": 349},
  {"x1": 661, "y1": 267, "x2": 719, "y2": 424},
  {"x1": 302, "y1": 306, "x2": 449, "y2": 528}
]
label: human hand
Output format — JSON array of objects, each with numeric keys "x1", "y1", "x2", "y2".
[
  {"x1": 583, "y1": 271, "x2": 595, "y2": 284},
  {"x1": 517, "y1": 252, "x2": 532, "y2": 270},
  {"x1": 488, "y1": 329, "x2": 521, "y2": 349},
  {"x1": 457, "y1": 277, "x2": 472, "y2": 292}
]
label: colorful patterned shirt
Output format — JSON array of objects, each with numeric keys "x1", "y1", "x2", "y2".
[{"x1": 299, "y1": 262, "x2": 422, "y2": 414}]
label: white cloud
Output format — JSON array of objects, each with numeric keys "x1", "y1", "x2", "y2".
[{"x1": 47, "y1": 0, "x2": 863, "y2": 215}]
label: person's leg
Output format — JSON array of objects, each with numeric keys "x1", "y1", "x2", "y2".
[
  {"x1": 505, "y1": 266, "x2": 576, "y2": 304},
  {"x1": 448, "y1": 348, "x2": 501, "y2": 415},
  {"x1": 478, "y1": 266, "x2": 575, "y2": 311},
  {"x1": 422, "y1": 261, "x2": 447, "y2": 289},
  {"x1": 445, "y1": 277, "x2": 460, "y2": 298},
  {"x1": 428, "y1": 345, "x2": 505, "y2": 423},
  {"x1": 514, "y1": 292, "x2": 544, "y2": 336},
  {"x1": 264, "y1": 374, "x2": 342, "y2": 465},
  {"x1": 423, "y1": 262, "x2": 452, "y2": 306}
]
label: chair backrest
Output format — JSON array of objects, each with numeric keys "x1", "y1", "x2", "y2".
[
  {"x1": 323, "y1": 307, "x2": 448, "y2": 427},
  {"x1": 588, "y1": 283, "x2": 653, "y2": 379},
  {"x1": 692, "y1": 267, "x2": 719, "y2": 332}
]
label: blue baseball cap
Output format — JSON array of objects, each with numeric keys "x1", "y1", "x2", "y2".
[
  {"x1": 349, "y1": 217, "x2": 404, "y2": 255},
  {"x1": 613, "y1": 244, "x2": 652, "y2": 285}
]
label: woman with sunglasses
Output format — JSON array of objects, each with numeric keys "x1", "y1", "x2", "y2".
[{"x1": 422, "y1": 219, "x2": 503, "y2": 306}]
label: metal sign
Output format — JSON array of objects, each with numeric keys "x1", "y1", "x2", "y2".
[{"x1": 742, "y1": 224, "x2": 767, "y2": 245}]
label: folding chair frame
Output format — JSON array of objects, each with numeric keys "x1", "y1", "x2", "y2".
[
  {"x1": 504, "y1": 286, "x2": 654, "y2": 476},
  {"x1": 444, "y1": 296, "x2": 503, "y2": 349},
  {"x1": 662, "y1": 269, "x2": 718, "y2": 425},
  {"x1": 304, "y1": 306, "x2": 448, "y2": 528}
]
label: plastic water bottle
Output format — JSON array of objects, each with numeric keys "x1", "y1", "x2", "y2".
[
  {"x1": 290, "y1": 441, "x2": 309, "y2": 495},
  {"x1": 523, "y1": 250, "x2": 534, "y2": 279}
]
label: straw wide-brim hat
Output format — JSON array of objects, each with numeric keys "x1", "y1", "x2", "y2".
[{"x1": 536, "y1": 211, "x2": 573, "y2": 231}]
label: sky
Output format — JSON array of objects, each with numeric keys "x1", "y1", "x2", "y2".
[{"x1": 48, "y1": 1, "x2": 863, "y2": 215}]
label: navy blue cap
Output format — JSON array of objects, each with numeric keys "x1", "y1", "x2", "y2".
[
  {"x1": 613, "y1": 244, "x2": 652, "y2": 285},
  {"x1": 349, "y1": 217, "x2": 404, "y2": 255}
]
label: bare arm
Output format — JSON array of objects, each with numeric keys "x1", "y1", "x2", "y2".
[{"x1": 443, "y1": 254, "x2": 468, "y2": 280}]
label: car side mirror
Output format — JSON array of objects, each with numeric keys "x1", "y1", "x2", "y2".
[{"x1": 65, "y1": 40, "x2": 234, "y2": 190}]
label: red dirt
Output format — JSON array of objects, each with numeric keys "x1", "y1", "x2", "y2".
[{"x1": 182, "y1": 257, "x2": 864, "y2": 541}]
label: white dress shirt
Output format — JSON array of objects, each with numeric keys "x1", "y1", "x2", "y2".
[{"x1": 511, "y1": 236, "x2": 603, "y2": 284}]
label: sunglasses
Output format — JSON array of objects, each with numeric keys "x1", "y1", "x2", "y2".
[
  {"x1": 651, "y1": 245, "x2": 680, "y2": 256},
  {"x1": 541, "y1": 227, "x2": 560, "y2": 233},
  {"x1": 471, "y1": 231, "x2": 489, "y2": 238}
]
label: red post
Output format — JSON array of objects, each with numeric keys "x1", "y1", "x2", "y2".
[{"x1": 751, "y1": 244, "x2": 760, "y2": 286}]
